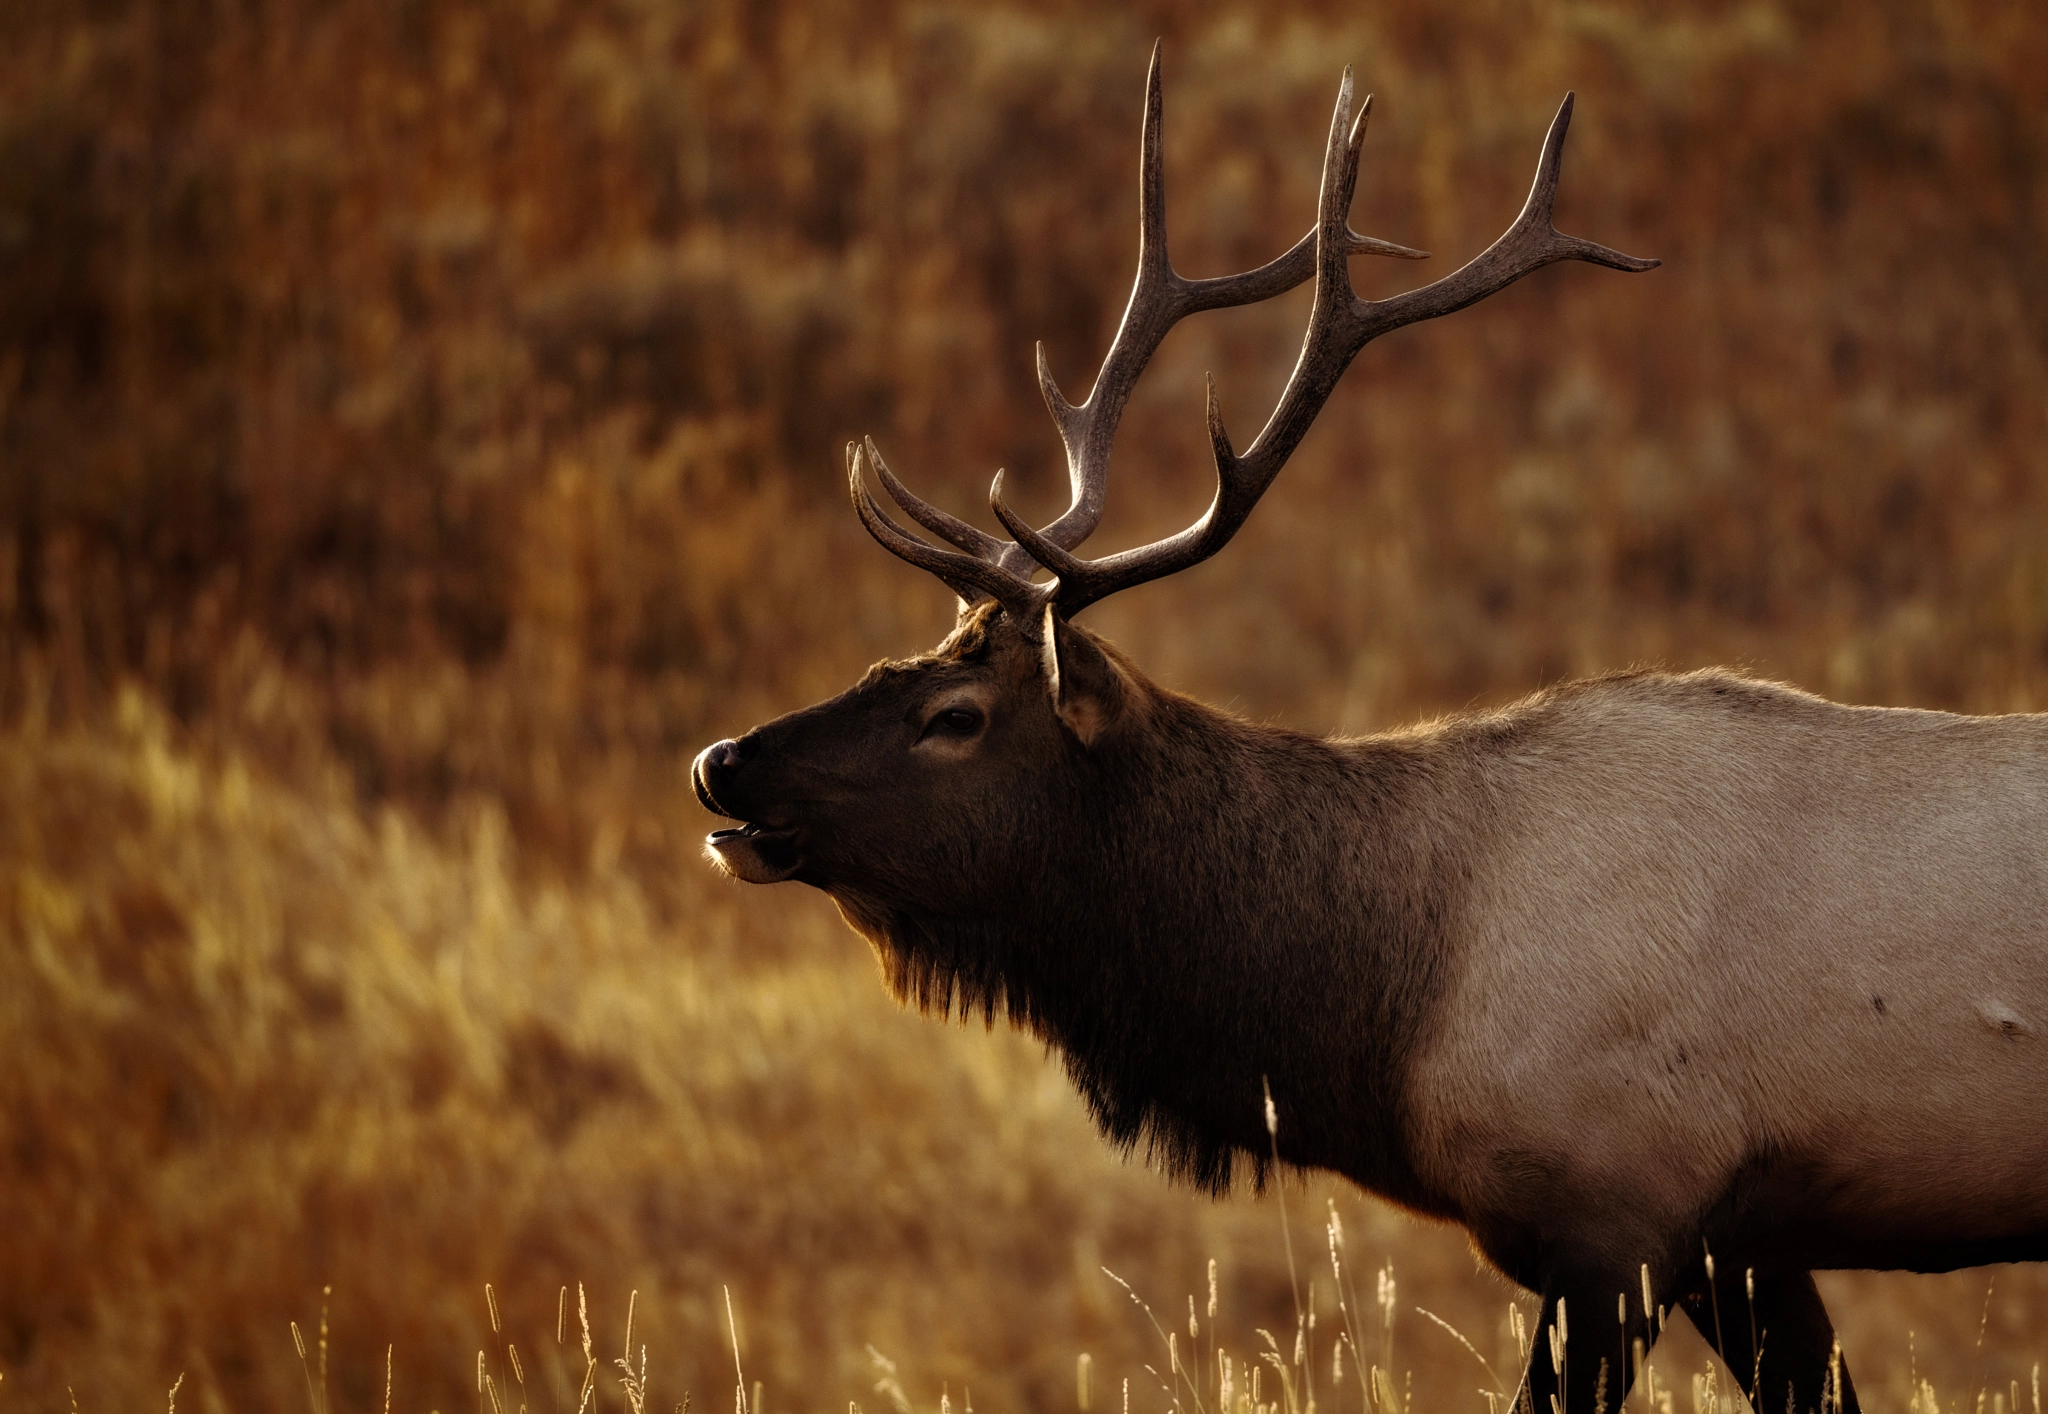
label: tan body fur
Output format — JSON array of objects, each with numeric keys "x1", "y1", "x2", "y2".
[{"x1": 1408, "y1": 671, "x2": 2048, "y2": 1280}]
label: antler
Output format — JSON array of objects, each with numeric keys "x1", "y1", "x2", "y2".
[
  {"x1": 852, "y1": 43, "x2": 1425, "y2": 626},
  {"x1": 853, "y1": 48, "x2": 1658, "y2": 626},
  {"x1": 1013, "y1": 42, "x2": 1427, "y2": 574}
]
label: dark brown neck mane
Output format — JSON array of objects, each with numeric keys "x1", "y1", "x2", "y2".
[{"x1": 834, "y1": 688, "x2": 1463, "y2": 1206}]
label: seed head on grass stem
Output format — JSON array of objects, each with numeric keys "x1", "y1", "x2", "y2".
[
  {"x1": 1414, "y1": 1307, "x2": 1505, "y2": 1397},
  {"x1": 726, "y1": 1288, "x2": 749, "y2": 1414},
  {"x1": 1103, "y1": 1267, "x2": 1208, "y2": 1414},
  {"x1": 1262, "y1": 1078, "x2": 1305, "y2": 1346},
  {"x1": 1701, "y1": 1248, "x2": 1726, "y2": 1384},
  {"x1": 575, "y1": 1285, "x2": 597, "y2": 1414},
  {"x1": 292, "y1": 1321, "x2": 319, "y2": 1414}
]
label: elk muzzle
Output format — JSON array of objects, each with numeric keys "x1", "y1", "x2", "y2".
[{"x1": 692, "y1": 736, "x2": 804, "y2": 884}]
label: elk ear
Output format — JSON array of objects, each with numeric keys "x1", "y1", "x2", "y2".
[{"x1": 1041, "y1": 607, "x2": 1127, "y2": 747}]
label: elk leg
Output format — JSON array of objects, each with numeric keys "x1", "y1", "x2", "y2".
[
  {"x1": 1518, "y1": 1273, "x2": 1662, "y2": 1414},
  {"x1": 1680, "y1": 1269, "x2": 1858, "y2": 1414}
]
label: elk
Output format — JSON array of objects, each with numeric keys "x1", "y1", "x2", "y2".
[{"x1": 691, "y1": 48, "x2": 2048, "y2": 1414}]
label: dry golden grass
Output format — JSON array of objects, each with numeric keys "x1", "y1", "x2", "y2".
[
  {"x1": 2, "y1": 0, "x2": 2047, "y2": 1410},
  {"x1": 0, "y1": 684, "x2": 1519, "y2": 1412}
]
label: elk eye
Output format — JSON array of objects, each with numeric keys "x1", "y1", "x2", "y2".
[{"x1": 929, "y1": 706, "x2": 982, "y2": 736}]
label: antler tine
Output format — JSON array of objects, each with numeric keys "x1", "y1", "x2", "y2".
[
  {"x1": 848, "y1": 440, "x2": 1051, "y2": 623},
  {"x1": 867, "y1": 439, "x2": 1010, "y2": 561},
  {"x1": 1006, "y1": 42, "x2": 1429, "y2": 580},
  {"x1": 1356, "y1": 92, "x2": 1660, "y2": 333},
  {"x1": 1043, "y1": 83, "x2": 1658, "y2": 619}
]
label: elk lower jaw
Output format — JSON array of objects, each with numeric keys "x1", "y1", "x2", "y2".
[{"x1": 703, "y1": 823, "x2": 803, "y2": 884}]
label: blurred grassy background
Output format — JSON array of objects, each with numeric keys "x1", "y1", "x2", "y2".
[{"x1": 1, "y1": 0, "x2": 2045, "y2": 1410}]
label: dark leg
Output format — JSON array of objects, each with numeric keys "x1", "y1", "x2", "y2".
[
  {"x1": 1519, "y1": 1272, "x2": 1666, "y2": 1414},
  {"x1": 1681, "y1": 1268, "x2": 1858, "y2": 1414}
]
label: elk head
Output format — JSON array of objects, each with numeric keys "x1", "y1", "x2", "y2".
[{"x1": 693, "y1": 46, "x2": 1655, "y2": 925}]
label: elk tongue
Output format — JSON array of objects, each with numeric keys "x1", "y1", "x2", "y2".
[{"x1": 704, "y1": 823, "x2": 802, "y2": 885}]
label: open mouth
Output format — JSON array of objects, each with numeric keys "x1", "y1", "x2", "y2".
[{"x1": 704, "y1": 821, "x2": 802, "y2": 884}]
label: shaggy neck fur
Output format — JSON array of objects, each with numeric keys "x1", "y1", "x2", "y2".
[{"x1": 835, "y1": 679, "x2": 1464, "y2": 1208}]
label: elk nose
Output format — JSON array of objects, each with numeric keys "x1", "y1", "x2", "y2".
[{"x1": 692, "y1": 736, "x2": 756, "y2": 815}]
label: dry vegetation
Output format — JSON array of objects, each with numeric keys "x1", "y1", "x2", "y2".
[{"x1": 1, "y1": 0, "x2": 2046, "y2": 1410}]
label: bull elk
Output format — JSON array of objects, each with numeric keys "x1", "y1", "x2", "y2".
[{"x1": 691, "y1": 47, "x2": 2048, "y2": 1414}]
